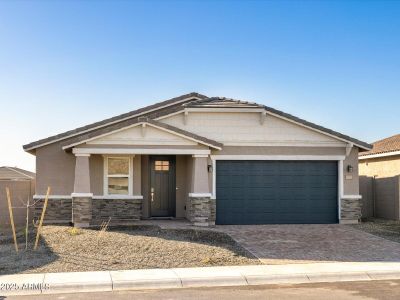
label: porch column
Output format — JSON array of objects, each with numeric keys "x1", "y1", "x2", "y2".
[
  {"x1": 71, "y1": 153, "x2": 93, "y2": 228},
  {"x1": 187, "y1": 155, "x2": 215, "y2": 227}
]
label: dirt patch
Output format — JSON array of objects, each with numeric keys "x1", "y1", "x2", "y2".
[
  {"x1": 350, "y1": 218, "x2": 400, "y2": 244},
  {"x1": 0, "y1": 225, "x2": 259, "y2": 275}
]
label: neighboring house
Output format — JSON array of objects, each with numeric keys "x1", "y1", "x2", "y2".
[
  {"x1": 23, "y1": 93, "x2": 372, "y2": 227},
  {"x1": 359, "y1": 134, "x2": 400, "y2": 220},
  {"x1": 0, "y1": 166, "x2": 35, "y2": 227}
]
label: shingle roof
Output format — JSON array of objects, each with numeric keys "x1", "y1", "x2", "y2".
[
  {"x1": 23, "y1": 93, "x2": 372, "y2": 152},
  {"x1": 0, "y1": 167, "x2": 35, "y2": 180},
  {"x1": 359, "y1": 134, "x2": 400, "y2": 157},
  {"x1": 62, "y1": 117, "x2": 223, "y2": 150}
]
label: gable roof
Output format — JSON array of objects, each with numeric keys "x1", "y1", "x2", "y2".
[
  {"x1": 62, "y1": 117, "x2": 223, "y2": 150},
  {"x1": 359, "y1": 134, "x2": 400, "y2": 158},
  {"x1": 185, "y1": 97, "x2": 371, "y2": 150},
  {"x1": 23, "y1": 93, "x2": 372, "y2": 152},
  {"x1": 0, "y1": 167, "x2": 35, "y2": 180},
  {"x1": 23, "y1": 92, "x2": 207, "y2": 152}
]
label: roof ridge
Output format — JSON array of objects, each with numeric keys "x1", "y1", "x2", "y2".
[{"x1": 184, "y1": 96, "x2": 263, "y2": 108}]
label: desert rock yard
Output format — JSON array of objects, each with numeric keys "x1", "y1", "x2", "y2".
[
  {"x1": 350, "y1": 218, "x2": 400, "y2": 244},
  {"x1": 0, "y1": 225, "x2": 258, "y2": 275}
]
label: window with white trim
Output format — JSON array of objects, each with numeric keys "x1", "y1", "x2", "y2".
[{"x1": 105, "y1": 157, "x2": 132, "y2": 195}]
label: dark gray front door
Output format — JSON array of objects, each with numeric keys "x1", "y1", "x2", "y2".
[
  {"x1": 150, "y1": 156, "x2": 176, "y2": 217},
  {"x1": 216, "y1": 161, "x2": 338, "y2": 225}
]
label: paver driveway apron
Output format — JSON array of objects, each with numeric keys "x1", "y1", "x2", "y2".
[{"x1": 217, "y1": 224, "x2": 400, "y2": 264}]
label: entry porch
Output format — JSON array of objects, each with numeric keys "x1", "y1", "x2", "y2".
[{"x1": 70, "y1": 146, "x2": 216, "y2": 227}]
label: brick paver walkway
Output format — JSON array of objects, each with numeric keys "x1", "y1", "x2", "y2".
[
  {"x1": 139, "y1": 220, "x2": 400, "y2": 265},
  {"x1": 217, "y1": 224, "x2": 400, "y2": 264}
]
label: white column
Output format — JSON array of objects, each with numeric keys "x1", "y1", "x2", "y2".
[{"x1": 73, "y1": 153, "x2": 91, "y2": 194}]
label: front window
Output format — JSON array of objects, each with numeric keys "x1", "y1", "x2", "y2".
[{"x1": 105, "y1": 157, "x2": 131, "y2": 195}]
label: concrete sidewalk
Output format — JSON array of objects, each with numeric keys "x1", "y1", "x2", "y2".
[{"x1": 1, "y1": 262, "x2": 400, "y2": 296}]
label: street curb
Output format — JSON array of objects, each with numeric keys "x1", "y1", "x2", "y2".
[{"x1": 1, "y1": 262, "x2": 400, "y2": 296}]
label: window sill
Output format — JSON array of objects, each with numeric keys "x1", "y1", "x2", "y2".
[{"x1": 93, "y1": 195, "x2": 143, "y2": 200}]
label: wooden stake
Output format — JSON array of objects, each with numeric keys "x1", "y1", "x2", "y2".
[
  {"x1": 25, "y1": 193, "x2": 30, "y2": 251},
  {"x1": 34, "y1": 187, "x2": 51, "y2": 250},
  {"x1": 6, "y1": 187, "x2": 18, "y2": 253}
]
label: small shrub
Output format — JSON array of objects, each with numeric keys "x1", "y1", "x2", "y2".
[
  {"x1": 68, "y1": 227, "x2": 81, "y2": 236},
  {"x1": 201, "y1": 257, "x2": 212, "y2": 264}
]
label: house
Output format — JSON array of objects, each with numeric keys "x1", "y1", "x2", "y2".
[
  {"x1": 359, "y1": 134, "x2": 400, "y2": 220},
  {"x1": 23, "y1": 93, "x2": 372, "y2": 227},
  {"x1": 0, "y1": 166, "x2": 35, "y2": 227}
]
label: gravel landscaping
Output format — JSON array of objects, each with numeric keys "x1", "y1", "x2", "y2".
[
  {"x1": 350, "y1": 218, "x2": 400, "y2": 244},
  {"x1": 0, "y1": 225, "x2": 259, "y2": 275}
]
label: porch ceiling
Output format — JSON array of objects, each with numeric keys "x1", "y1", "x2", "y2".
[{"x1": 72, "y1": 146, "x2": 211, "y2": 155}]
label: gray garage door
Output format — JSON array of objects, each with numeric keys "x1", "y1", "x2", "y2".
[{"x1": 216, "y1": 161, "x2": 338, "y2": 224}]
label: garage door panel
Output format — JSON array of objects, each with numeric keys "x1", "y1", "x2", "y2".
[
  {"x1": 216, "y1": 160, "x2": 338, "y2": 224},
  {"x1": 245, "y1": 199, "x2": 276, "y2": 210}
]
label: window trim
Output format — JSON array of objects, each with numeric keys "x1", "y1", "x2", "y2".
[{"x1": 103, "y1": 156, "x2": 133, "y2": 196}]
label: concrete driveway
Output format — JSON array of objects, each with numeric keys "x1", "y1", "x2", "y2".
[{"x1": 217, "y1": 225, "x2": 400, "y2": 264}]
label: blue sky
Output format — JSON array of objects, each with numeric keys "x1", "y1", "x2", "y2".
[{"x1": 0, "y1": 0, "x2": 399, "y2": 171}]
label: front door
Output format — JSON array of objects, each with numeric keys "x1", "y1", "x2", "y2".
[{"x1": 150, "y1": 156, "x2": 176, "y2": 217}]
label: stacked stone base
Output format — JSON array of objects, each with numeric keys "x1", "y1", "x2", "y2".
[
  {"x1": 340, "y1": 197, "x2": 362, "y2": 224},
  {"x1": 91, "y1": 198, "x2": 142, "y2": 225},
  {"x1": 186, "y1": 196, "x2": 216, "y2": 227},
  {"x1": 72, "y1": 196, "x2": 92, "y2": 227},
  {"x1": 34, "y1": 197, "x2": 142, "y2": 227},
  {"x1": 33, "y1": 198, "x2": 72, "y2": 224}
]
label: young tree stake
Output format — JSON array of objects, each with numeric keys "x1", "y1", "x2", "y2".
[{"x1": 34, "y1": 187, "x2": 51, "y2": 250}]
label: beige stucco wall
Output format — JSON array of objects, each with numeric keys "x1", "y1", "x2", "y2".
[
  {"x1": 343, "y1": 147, "x2": 359, "y2": 195},
  {"x1": 90, "y1": 154, "x2": 103, "y2": 195},
  {"x1": 133, "y1": 155, "x2": 142, "y2": 195},
  {"x1": 36, "y1": 141, "x2": 75, "y2": 195},
  {"x1": 359, "y1": 155, "x2": 400, "y2": 178},
  {"x1": 36, "y1": 142, "x2": 142, "y2": 196},
  {"x1": 141, "y1": 155, "x2": 150, "y2": 218},
  {"x1": 176, "y1": 155, "x2": 188, "y2": 218}
]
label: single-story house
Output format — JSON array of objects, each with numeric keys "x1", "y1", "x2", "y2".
[
  {"x1": 359, "y1": 134, "x2": 400, "y2": 220},
  {"x1": 0, "y1": 166, "x2": 35, "y2": 227},
  {"x1": 23, "y1": 93, "x2": 372, "y2": 227}
]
